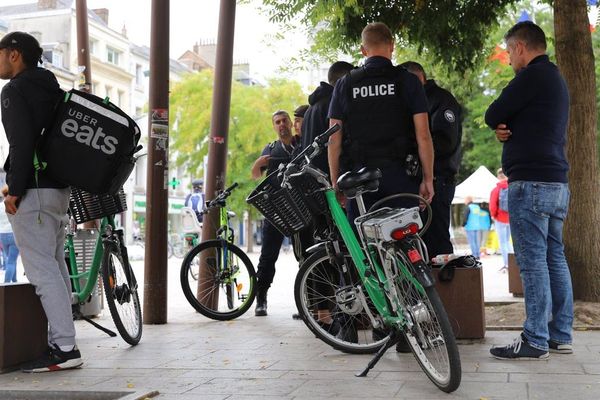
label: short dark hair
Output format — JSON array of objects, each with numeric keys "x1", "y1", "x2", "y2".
[
  {"x1": 505, "y1": 21, "x2": 546, "y2": 51},
  {"x1": 327, "y1": 61, "x2": 354, "y2": 85},
  {"x1": 272, "y1": 110, "x2": 290, "y2": 121},
  {"x1": 399, "y1": 61, "x2": 426, "y2": 79}
]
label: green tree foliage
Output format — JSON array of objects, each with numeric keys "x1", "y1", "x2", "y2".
[
  {"x1": 169, "y1": 69, "x2": 305, "y2": 214},
  {"x1": 262, "y1": 0, "x2": 519, "y2": 74}
]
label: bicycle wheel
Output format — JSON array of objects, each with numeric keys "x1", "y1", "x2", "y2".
[
  {"x1": 180, "y1": 239, "x2": 256, "y2": 320},
  {"x1": 167, "y1": 241, "x2": 174, "y2": 259},
  {"x1": 295, "y1": 248, "x2": 387, "y2": 354},
  {"x1": 172, "y1": 240, "x2": 186, "y2": 258},
  {"x1": 102, "y1": 239, "x2": 142, "y2": 345},
  {"x1": 392, "y1": 245, "x2": 461, "y2": 392}
]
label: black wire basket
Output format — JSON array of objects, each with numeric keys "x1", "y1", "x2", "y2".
[
  {"x1": 247, "y1": 171, "x2": 327, "y2": 236},
  {"x1": 69, "y1": 187, "x2": 127, "y2": 224}
]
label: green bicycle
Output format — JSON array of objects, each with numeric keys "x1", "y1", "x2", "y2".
[
  {"x1": 247, "y1": 125, "x2": 461, "y2": 392},
  {"x1": 67, "y1": 188, "x2": 142, "y2": 346},
  {"x1": 180, "y1": 183, "x2": 257, "y2": 320}
]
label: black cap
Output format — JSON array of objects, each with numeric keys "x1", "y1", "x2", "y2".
[
  {"x1": 294, "y1": 104, "x2": 309, "y2": 118},
  {"x1": 192, "y1": 179, "x2": 204, "y2": 186},
  {"x1": 0, "y1": 32, "x2": 43, "y2": 63}
]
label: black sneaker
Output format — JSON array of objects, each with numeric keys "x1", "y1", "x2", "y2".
[
  {"x1": 21, "y1": 344, "x2": 83, "y2": 373},
  {"x1": 548, "y1": 340, "x2": 573, "y2": 354},
  {"x1": 490, "y1": 333, "x2": 549, "y2": 360}
]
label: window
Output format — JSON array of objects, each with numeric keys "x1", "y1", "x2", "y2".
[
  {"x1": 117, "y1": 90, "x2": 125, "y2": 107},
  {"x1": 90, "y1": 39, "x2": 98, "y2": 55},
  {"x1": 135, "y1": 64, "x2": 143, "y2": 85},
  {"x1": 107, "y1": 47, "x2": 120, "y2": 65}
]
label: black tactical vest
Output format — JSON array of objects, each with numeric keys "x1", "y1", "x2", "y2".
[
  {"x1": 342, "y1": 65, "x2": 416, "y2": 171},
  {"x1": 265, "y1": 140, "x2": 296, "y2": 176}
]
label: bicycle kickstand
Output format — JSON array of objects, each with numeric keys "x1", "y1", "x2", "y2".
[
  {"x1": 72, "y1": 306, "x2": 117, "y2": 338},
  {"x1": 355, "y1": 330, "x2": 400, "y2": 378}
]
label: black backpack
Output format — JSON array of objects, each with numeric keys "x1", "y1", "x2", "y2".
[{"x1": 37, "y1": 89, "x2": 142, "y2": 194}]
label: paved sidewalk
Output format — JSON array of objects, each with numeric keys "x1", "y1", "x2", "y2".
[{"x1": 1, "y1": 253, "x2": 599, "y2": 399}]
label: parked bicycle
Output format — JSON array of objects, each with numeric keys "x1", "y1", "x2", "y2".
[
  {"x1": 247, "y1": 125, "x2": 461, "y2": 392},
  {"x1": 67, "y1": 188, "x2": 142, "y2": 345},
  {"x1": 180, "y1": 183, "x2": 257, "y2": 320}
]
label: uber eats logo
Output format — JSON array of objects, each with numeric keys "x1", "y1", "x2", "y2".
[{"x1": 61, "y1": 108, "x2": 118, "y2": 155}]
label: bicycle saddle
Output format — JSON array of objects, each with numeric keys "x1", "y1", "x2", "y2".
[{"x1": 336, "y1": 167, "x2": 382, "y2": 199}]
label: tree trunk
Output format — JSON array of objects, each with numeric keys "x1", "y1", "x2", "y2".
[{"x1": 554, "y1": 0, "x2": 600, "y2": 301}]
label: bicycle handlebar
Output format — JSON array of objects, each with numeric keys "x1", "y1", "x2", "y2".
[{"x1": 203, "y1": 182, "x2": 239, "y2": 212}]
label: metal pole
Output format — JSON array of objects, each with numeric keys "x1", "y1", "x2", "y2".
[
  {"x1": 143, "y1": 0, "x2": 170, "y2": 324},
  {"x1": 198, "y1": 0, "x2": 236, "y2": 305},
  {"x1": 75, "y1": 0, "x2": 92, "y2": 93}
]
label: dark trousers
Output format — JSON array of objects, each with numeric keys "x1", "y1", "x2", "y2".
[
  {"x1": 422, "y1": 178, "x2": 455, "y2": 257},
  {"x1": 256, "y1": 220, "x2": 285, "y2": 291},
  {"x1": 346, "y1": 166, "x2": 420, "y2": 224}
]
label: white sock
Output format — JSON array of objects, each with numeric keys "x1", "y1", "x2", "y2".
[{"x1": 58, "y1": 345, "x2": 75, "y2": 352}]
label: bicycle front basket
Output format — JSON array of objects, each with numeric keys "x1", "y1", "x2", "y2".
[
  {"x1": 247, "y1": 172, "x2": 314, "y2": 236},
  {"x1": 69, "y1": 187, "x2": 127, "y2": 224}
]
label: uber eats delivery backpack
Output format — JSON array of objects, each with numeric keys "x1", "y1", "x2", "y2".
[{"x1": 37, "y1": 89, "x2": 142, "y2": 195}]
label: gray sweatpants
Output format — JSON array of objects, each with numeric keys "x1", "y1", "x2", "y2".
[{"x1": 8, "y1": 187, "x2": 75, "y2": 347}]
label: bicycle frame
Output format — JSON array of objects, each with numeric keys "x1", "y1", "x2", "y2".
[
  {"x1": 325, "y1": 190, "x2": 416, "y2": 328},
  {"x1": 66, "y1": 216, "x2": 112, "y2": 304}
]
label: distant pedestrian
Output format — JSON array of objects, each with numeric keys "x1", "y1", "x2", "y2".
[
  {"x1": 490, "y1": 168, "x2": 513, "y2": 271},
  {"x1": 0, "y1": 185, "x2": 19, "y2": 283}
]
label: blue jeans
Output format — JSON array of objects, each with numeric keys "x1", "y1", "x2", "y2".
[
  {"x1": 465, "y1": 230, "x2": 480, "y2": 257},
  {"x1": 0, "y1": 232, "x2": 19, "y2": 283},
  {"x1": 509, "y1": 181, "x2": 573, "y2": 351},
  {"x1": 495, "y1": 221, "x2": 513, "y2": 267}
]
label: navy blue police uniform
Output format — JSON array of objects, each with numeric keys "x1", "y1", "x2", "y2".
[
  {"x1": 420, "y1": 79, "x2": 462, "y2": 257},
  {"x1": 255, "y1": 139, "x2": 297, "y2": 292},
  {"x1": 328, "y1": 56, "x2": 428, "y2": 222}
]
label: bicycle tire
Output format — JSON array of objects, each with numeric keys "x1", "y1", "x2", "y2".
[
  {"x1": 392, "y1": 246, "x2": 461, "y2": 392},
  {"x1": 102, "y1": 239, "x2": 143, "y2": 345},
  {"x1": 167, "y1": 241, "x2": 174, "y2": 259},
  {"x1": 172, "y1": 241, "x2": 186, "y2": 258},
  {"x1": 180, "y1": 239, "x2": 256, "y2": 320},
  {"x1": 294, "y1": 249, "x2": 387, "y2": 354}
]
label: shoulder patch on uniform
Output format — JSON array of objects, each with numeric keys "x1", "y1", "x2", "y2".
[
  {"x1": 443, "y1": 109, "x2": 455, "y2": 123},
  {"x1": 2, "y1": 98, "x2": 9, "y2": 108}
]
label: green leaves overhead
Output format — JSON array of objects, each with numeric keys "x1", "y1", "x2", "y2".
[{"x1": 262, "y1": 0, "x2": 519, "y2": 73}]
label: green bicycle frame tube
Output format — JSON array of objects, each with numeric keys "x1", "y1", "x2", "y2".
[
  {"x1": 68, "y1": 217, "x2": 111, "y2": 303},
  {"x1": 325, "y1": 190, "x2": 403, "y2": 325}
]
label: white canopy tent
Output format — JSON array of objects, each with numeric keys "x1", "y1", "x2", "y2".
[{"x1": 452, "y1": 165, "x2": 498, "y2": 204}]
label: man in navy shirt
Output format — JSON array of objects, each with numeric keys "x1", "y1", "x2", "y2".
[
  {"x1": 485, "y1": 21, "x2": 572, "y2": 360},
  {"x1": 327, "y1": 22, "x2": 434, "y2": 346}
]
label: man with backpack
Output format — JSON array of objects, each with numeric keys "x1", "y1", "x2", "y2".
[
  {"x1": 490, "y1": 168, "x2": 512, "y2": 272},
  {"x1": 0, "y1": 31, "x2": 83, "y2": 372},
  {"x1": 184, "y1": 179, "x2": 205, "y2": 223}
]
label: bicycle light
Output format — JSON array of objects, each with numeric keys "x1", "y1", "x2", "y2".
[{"x1": 390, "y1": 223, "x2": 419, "y2": 240}]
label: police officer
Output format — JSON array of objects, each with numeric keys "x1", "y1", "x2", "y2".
[
  {"x1": 251, "y1": 110, "x2": 297, "y2": 316},
  {"x1": 328, "y1": 22, "x2": 434, "y2": 222},
  {"x1": 400, "y1": 61, "x2": 462, "y2": 257},
  {"x1": 327, "y1": 22, "x2": 434, "y2": 345},
  {"x1": 301, "y1": 61, "x2": 354, "y2": 175}
]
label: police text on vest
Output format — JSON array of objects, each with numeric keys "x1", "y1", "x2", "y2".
[{"x1": 353, "y1": 84, "x2": 395, "y2": 99}]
